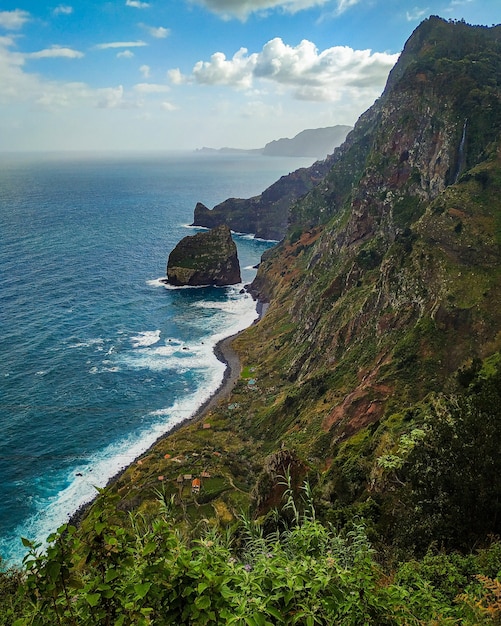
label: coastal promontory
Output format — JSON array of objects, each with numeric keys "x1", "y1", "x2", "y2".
[{"x1": 166, "y1": 224, "x2": 241, "y2": 287}]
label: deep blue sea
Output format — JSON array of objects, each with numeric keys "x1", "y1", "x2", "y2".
[{"x1": 0, "y1": 151, "x2": 314, "y2": 565}]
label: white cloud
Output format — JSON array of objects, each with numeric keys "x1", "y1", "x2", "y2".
[
  {"x1": 161, "y1": 101, "x2": 177, "y2": 111},
  {"x1": 134, "y1": 82, "x2": 170, "y2": 93},
  {"x1": 27, "y1": 46, "x2": 84, "y2": 60},
  {"x1": 0, "y1": 36, "x2": 138, "y2": 113},
  {"x1": 406, "y1": 7, "x2": 428, "y2": 21},
  {"x1": 95, "y1": 41, "x2": 147, "y2": 50},
  {"x1": 0, "y1": 9, "x2": 30, "y2": 30},
  {"x1": 172, "y1": 37, "x2": 399, "y2": 101},
  {"x1": 190, "y1": 0, "x2": 359, "y2": 20},
  {"x1": 117, "y1": 50, "x2": 135, "y2": 58},
  {"x1": 97, "y1": 85, "x2": 125, "y2": 108},
  {"x1": 140, "y1": 64, "x2": 151, "y2": 78},
  {"x1": 168, "y1": 68, "x2": 184, "y2": 84},
  {"x1": 96, "y1": 85, "x2": 141, "y2": 108},
  {"x1": 126, "y1": 0, "x2": 150, "y2": 7},
  {"x1": 35, "y1": 82, "x2": 89, "y2": 108},
  {"x1": 142, "y1": 25, "x2": 171, "y2": 38},
  {"x1": 0, "y1": 37, "x2": 92, "y2": 110},
  {"x1": 192, "y1": 48, "x2": 257, "y2": 88},
  {"x1": 53, "y1": 5, "x2": 74, "y2": 16}
]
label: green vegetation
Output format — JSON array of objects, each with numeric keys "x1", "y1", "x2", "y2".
[{"x1": 3, "y1": 478, "x2": 501, "y2": 625}]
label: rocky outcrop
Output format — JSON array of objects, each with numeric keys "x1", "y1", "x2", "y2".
[{"x1": 166, "y1": 224, "x2": 241, "y2": 287}]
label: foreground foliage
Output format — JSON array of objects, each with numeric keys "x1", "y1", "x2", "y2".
[{"x1": 1, "y1": 483, "x2": 500, "y2": 625}]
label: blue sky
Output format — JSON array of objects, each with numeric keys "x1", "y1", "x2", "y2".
[{"x1": 0, "y1": 0, "x2": 499, "y2": 152}]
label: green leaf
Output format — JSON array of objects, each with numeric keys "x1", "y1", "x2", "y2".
[
  {"x1": 134, "y1": 582, "x2": 152, "y2": 599},
  {"x1": 21, "y1": 537, "x2": 32, "y2": 548},
  {"x1": 266, "y1": 606, "x2": 284, "y2": 621},
  {"x1": 105, "y1": 568, "x2": 119, "y2": 582},
  {"x1": 195, "y1": 595, "x2": 211, "y2": 610},
  {"x1": 197, "y1": 581, "x2": 210, "y2": 594},
  {"x1": 46, "y1": 561, "x2": 61, "y2": 581},
  {"x1": 143, "y1": 540, "x2": 157, "y2": 556},
  {"x1": 86, "y1": 592, "x2": 101, "y2": 607},
  {"x1": 104, "y1": 535, "x2": 118, "y2": 546}
]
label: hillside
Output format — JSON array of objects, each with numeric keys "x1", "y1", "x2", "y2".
[{"x1": 117, "y1": 15, "x2": 501, "y2": 549}]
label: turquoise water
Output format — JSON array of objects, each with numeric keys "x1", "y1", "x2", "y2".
[{"x1": 0, "y1": 152, "x2": 313, "y2": 565}]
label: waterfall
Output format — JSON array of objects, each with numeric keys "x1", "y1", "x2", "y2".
[{"x1": 454, "y1": 119, "x2": 467, "y2": 182}]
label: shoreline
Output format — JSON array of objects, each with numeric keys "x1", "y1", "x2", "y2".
[{"x1": 68, "y1": 326, "x2": 246, "y2": 527}]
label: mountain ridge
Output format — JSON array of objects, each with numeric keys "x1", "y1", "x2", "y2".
[{"x1": 196, "y1": 124, "x2": 352, "y2": 159}]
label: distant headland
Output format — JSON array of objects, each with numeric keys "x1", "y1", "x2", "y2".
[{"x1": 196, "y1": 125, "x2": 352, "y2": 160}]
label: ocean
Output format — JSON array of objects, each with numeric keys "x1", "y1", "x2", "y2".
[{"x1": 0, "y1": 151, "x2": 314, "y2": 566}]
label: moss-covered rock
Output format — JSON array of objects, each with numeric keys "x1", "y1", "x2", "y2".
[{"x1": 166, "y1": 224, "x2": 241, "y2": 286}]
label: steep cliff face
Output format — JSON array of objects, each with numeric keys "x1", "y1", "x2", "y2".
[
  {"x1": 244, "y1": 17, "x2": 501, "y2": 451},
  {"x1": 166, "y1": 224, "x2": 241, "y2": 286}
]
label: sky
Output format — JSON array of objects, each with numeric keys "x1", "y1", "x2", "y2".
[{"x1": 0, "y1": 0, "x2": 499, "y2": 152}]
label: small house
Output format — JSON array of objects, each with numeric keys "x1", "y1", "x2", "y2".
[{"x1": 192, "y1": 478, "x2": 201, "y2": 494}]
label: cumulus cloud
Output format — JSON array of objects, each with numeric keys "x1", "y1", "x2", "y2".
[
  {"x1": 190, "y1": 0, "x2": 359, "y2": 20},
  {"x1": 171, "y1": 37, "x2": 399, "y2": 101},
  {"x1": 27, "y1": 45, "x2": 84, "y2": 60},
  {"x1": 95, "y1": 40, "x2": 147, "y2": 50},
  {"x1": 140, "y1": 24, "x2": 170, "y2": 38},
  {"x1": 53, "y1": 5, "x2": 73, "y2": 16},
  {"x1": 167, "y1": 68, "x2": 184, "y2": 84},
  {"x1": 117, "y1": 50, "x2": 135, "y2": 58},
  {"x1": 140, "y1": 64, "x2": 150, "y2": 78},
  {"x1": 126, "y1": 0, "x2": 150, "y2": 7},
  {"x1": 191, "y1": 47, "x2": 256, "y2": 88},
  {"x1": 0, "y1": 9, "x2": 30, "y2": 30}
]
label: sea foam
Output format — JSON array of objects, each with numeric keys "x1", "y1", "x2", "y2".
[{"x1": 2, "y1": 286, "x2": 258, "y2": 565}]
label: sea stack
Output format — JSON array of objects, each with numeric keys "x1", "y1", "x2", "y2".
[{"x1": 166, "y1": 224, "x2": 241, "y2": 287}]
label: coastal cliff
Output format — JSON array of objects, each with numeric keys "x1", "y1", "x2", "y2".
[
  {"x1": 166, "y1": 224, "x2": 241, "y2": 286},
  {"x1": 191, "y1": 127, "x2": 351, "y2": 240},
  {"x1": 161, "y1": 16, "x2": 501, "y2": 548},
  {"x1": 109, "y1": 17, "x2": 501, "y2": 546},
  {"x1": 100, "y1": 16, "x2": 501, "y2": 551}
]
